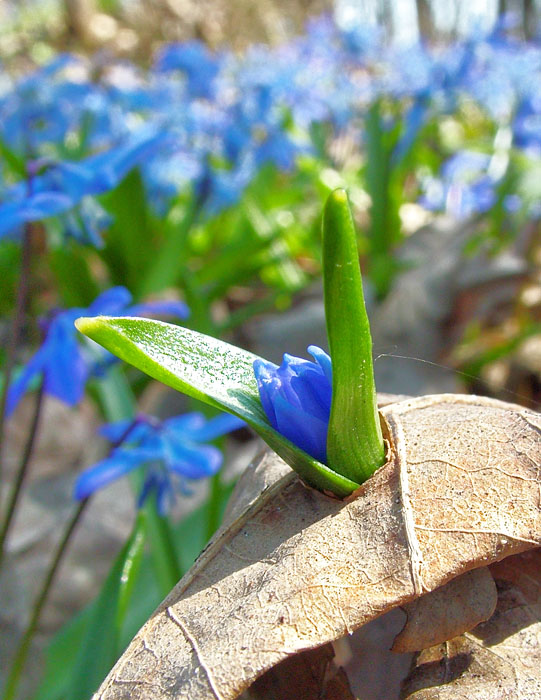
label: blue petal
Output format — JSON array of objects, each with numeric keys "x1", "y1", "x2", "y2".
[
  {"x1": 44, "y1": 319, "x2": 88, "y2": 405},
  {"x1": 275, "y1": 355, "x2": 306, "y2": 409},
  {"x1": 253, "y1": 359, "x2": 280, "y2": 428},
  {"x1": 87, "y1": 287, "x2": 133, "y2": 316},
  {"x1": 99, "y1": 418, "x2": 149, "y2": 444},
  {"x1": 156, "y1": 477, "x2": 174, "y2": 515},
  {"x1": 163, "y1": 412, "x2": 206, "y2": 434},
  {"x1": 164, "y1": 438, "x2": 223, "y2": 478},
  {"x1": 273, "y1": 393, "x2": 328, "y2": 464},
  {"x1": 307, "y1": 346, "x2": 332, "y2": 384},
  {"x1": 89, "y1": 131, "x2": 170, "y2": 193},
  {"x1": 5, "y1": 346, "x2": 49, "y2": 417},
  {"x1": 290, "y1": 369, "x2": 331, "y2": 422},
  {"x1": 74, "y1": 450, "x2": 146, "y2": 499},
  {"x1": 48, "y1": 161, "x2": 96, "y2": 201},
  {"x1": 0, "y1": 193, "x2": 75, "y2": 238},
  {"x1": 137, "y1": 471, "x2": 160, "y2": 509},
  {"x1": 186, "y1": 413, "x2": 245, "y2": 441}
]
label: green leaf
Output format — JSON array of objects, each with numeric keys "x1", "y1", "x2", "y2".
[
  {"x1": 30, "y1": 606, "x2": 93, "y2": 700},
  {"x1": 75, "y1": 316, "x2": 359, "y2": 497},
  {"x1": 92, "y1": 364, "x2": 137, "y2": 421},
  {"x1": 139, "y1": 195, "x2": 198, "y2": 297},
  {"x1": 145, "y1": 497, "x2": 182, "y2": 597},
  {"x1": 49, "y1": 246, "x2": 100, "y2": 307},
  {"x1": 115, "y1": 511, "x2": 148, "y2": 629},
  {"x1": 0, "y1": 138, "x2": 26, "y2": 177},
  {"x1": 323, "y1": 189, "x2": 385, "y2": 483},
  {"x1": 364, "y1": 101, "x2": 403, "y2": 299},
  {"x1": 32, "y1": 491, "x2": 234, "y2": 700},
  {"x1": 64, "y1": 512, "x2": 147, "y2": 700},
  {"x1": 100, "y1": 169, "x2": 157, "y2": 293}
]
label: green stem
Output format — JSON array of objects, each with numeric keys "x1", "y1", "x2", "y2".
[
  {"x1": 1, "y1": 497, "x2": 90, "y2": 700},
  {"x1": 0, "y1": 381, "x2": 45, "y2": 572},
  {"x1": 0, "y1": 225, "x2": 33, "y2": 492}
]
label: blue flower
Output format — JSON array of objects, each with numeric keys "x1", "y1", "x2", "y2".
[
  {"x1": 513, "y1": 95, "x2": 541, "y2": 156},
  {"x1": 253, "y1": 346, "x2": 332, "y2": 464},
  {"x1": 153, "y1": 41, "x2": 221, "y2": 99},
  {"x1": 419, "y1": 150, "x2": 500, "y2": 220},
  {"x1": 74, "y1": 412, "x2": 245, "y2": 513},
  {"x1": 0, "y1": 128, "x2": 170, "y2": 244},
  {"x1": 6, "y1": 287, "x2": 189, "y2": 417}
]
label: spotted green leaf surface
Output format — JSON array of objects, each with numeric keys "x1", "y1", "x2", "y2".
[
  {"x1": 75, "y1": 316, "x2": 359, "y2": 497},
  {"x1": 323, "y1": 189, "x2": 385, "y2": 483}
]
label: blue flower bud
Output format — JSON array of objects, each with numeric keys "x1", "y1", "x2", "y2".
[{"x1": 253, "y1": 346, "x2": 332, "y2": 464}]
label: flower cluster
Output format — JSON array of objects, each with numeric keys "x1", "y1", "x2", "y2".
[
  {"x1": 1, "y1": 15, "x2": 540, "y2": 238},
  {"x1": 253, "y1": 346, "x2": 332, "y2": 464}
]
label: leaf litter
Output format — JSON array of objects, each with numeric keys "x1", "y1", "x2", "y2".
[{"x1": 92, "y1": 394, "x2": 541, "y2": 699}]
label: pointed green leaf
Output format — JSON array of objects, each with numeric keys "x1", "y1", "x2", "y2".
[
  {"x1": 76, "y1": 316, "x2": 359, "y2": 497},
  {"x1": 323, "y1": 189, "x2": 385, "y2": 483}
]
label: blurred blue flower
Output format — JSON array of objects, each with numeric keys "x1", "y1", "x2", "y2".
[
  {"x1": 154, "y1": 41, "x2": 221, "y2": 99},
  {"x1": 1, "y1": 14, "x2": 540, "y2": 233},
  {"x1": 0, "y1": 128, "x2": 170, "y2": 244},
  {"x1": 195, "y1": 157, "x2": 256, "y2": 216},
  {"x1": 6, "y1": 287, "x2": 189, "y2": 417},
  {"x1": 62, "y1": 196, "x2": 113, "y2": 248},
  {"x1": 74, "y1": 411, "x2": 244, "y2": 513},
  {"x1": 253, "y1": 346, "x2": 332, "y2": 464},
  {"x1": 513, "y1": 95, "x2": 541, "y2": 156},
  {"x1": 419, "y1": 150, "x2": 499, "y2": 219}
]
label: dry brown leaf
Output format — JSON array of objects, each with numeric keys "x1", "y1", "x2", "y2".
[
  {"x1": 401, "y1": 548, "x2": 541, "y2": 698},
  {"x1": 392, "y1": 567, "x2": 498, "y2": 653},
  {"x1": 93, "y1": 394, "x2": 541, "y2": 700}
]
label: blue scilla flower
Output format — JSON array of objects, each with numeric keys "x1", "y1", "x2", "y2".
[
  {"x1": 6, "y1": 287, "x2": 189, "y2": 417},
  {"x1": 74, "y1": 412, "x2": 244, "y2": 513},
  {"x1": 253, "y1": 346, "x2": 332, "y2": 464},
  {"x1": 513, "y1": 95, "x2": 541, "y2": 156},
  {"x1": 0, "y1": 128, "x2": 169, "y2": 243},
  {"x1": 153, "y1": 41, "x2": 221, "y2": 99}
]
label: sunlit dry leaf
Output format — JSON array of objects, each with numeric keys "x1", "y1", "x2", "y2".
[
  {"x1": 401, "y1": 548, "x2": 541, "y2": 698},
  {"x1": 392, "y1": 567, "x2": 497, "y2": 653},
  {"x1": 93, "y1": 394, "x2": 541, "y2": 700}
]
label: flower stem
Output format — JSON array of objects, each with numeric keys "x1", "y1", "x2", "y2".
[
  {"x1": 0, "y1": 380, "x2": 45, "y2": 573},
  {"x1": 0, "y1": 224, "x2": 33, "y2": 492},
  {"x1": 1, "y1": 497, "x2": 90, "y2": 700}
]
